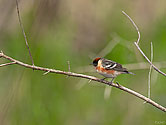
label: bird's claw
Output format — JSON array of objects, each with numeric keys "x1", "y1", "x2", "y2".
[
  {"x1": 116, "y1": 81, "x2": 121, "y2": 87},
  {"x1": 100, "y1": 78, "x2": 106, "y2": 81}
]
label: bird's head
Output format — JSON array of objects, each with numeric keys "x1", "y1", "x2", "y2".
[{"x1": 92, "y1": 57, "x2": 101, "y2": 67}]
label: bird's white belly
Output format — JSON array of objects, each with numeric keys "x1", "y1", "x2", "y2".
[{"x1": 97, "y1": 70, "x2": 120, "y2": 78}]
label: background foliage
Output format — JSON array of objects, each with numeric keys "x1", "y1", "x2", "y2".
[{"x1": 0, "y1": 0, "x2": 166, "y2": 124}]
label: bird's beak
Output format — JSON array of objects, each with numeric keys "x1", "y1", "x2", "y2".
[{"x1": 89, "y1": 63, "x2": 93, "y2": 65}]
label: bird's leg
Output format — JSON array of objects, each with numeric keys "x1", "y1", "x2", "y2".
[
  {"x1": 111, "y1": 77, "x2": 115, "y2": 83},
  {"x1": 108, "y1": 77, "x2": 115, "y2": 85}
]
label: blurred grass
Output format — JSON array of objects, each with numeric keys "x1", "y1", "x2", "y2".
[{"x1": 0, "y1": 0, "x2": 166, "y2": 125}]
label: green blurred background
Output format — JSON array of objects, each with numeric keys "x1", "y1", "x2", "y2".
[{"x1": 0, "y1": 0, "x2": 166, "y2": 125}]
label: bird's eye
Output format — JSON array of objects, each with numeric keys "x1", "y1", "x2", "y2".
[{"x1": 93, "y1": 60, "x2": 98, "y2": 67}]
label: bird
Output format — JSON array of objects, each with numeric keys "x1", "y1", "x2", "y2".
[{"x1": 92, "y1": 57, "x2": 134, "y2": 83}]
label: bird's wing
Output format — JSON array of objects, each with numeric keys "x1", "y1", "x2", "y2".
[{"x1": 102, "y1": 59, "x2": 127, "y2": 72}]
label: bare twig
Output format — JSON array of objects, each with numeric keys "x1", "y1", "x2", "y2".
[
  {"x1": 16, "y1": 0, "x2": 34, "y2": 66},
  {"x1": 43, "y1": 70, "x2": 50, "y2": 75},
  {"x1": 148, "y1": 42, "x2": 153, "y2": 98},
  {"x1": 66, "y1": 61, "x2": 71, "y2": 78},
  {"x1": 122, "y1": 11, "x2": 140, "y2": 44},
  {"x1": 0, "y1": 52, "x2": 166, "y2": 112},
  {"x1": 0, "y1": 62, "x2": 16, "y2": 67},
  {"x1": 122, "y1": 10, "x2": 166, "y2": 77},
  {"x1": 88, "y1": 79, "x2": 92, "y2": 83},
  {"x1": 144, "y1": 42, "x2": 153, "y2": 104},
  {"x1": 134, "y1": 42, "x2": 166, "y2": 76},
  {"x1": 67, "y1": 61, "x2": 71, "y2": 72}
]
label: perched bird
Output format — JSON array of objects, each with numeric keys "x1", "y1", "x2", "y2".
[{"x1": 92, "y1": 57, "x2": 134, "y2": 83}]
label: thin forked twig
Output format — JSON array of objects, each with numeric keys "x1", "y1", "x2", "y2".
[
  {"x1": 16, "y1": 0, "x2": 34, "y2": 66},
  {"x1": 0, "y1": 62, "x2": 16, "y2": 67},
  {"x1": 122, "y1": 11, "x2": 166, "y2": 77},
  {"x1": 0, "y1": 52, "x2": 166, "y2": 112}
]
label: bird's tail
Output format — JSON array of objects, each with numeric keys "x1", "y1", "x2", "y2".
[
  {"x1": 129, "y1": 72, "x2": 135, "y2": 75},
  {"x1": 124, "y1": 70, "x2": 135, "y2": 75}
]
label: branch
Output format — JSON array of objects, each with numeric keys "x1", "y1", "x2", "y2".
[
  {"x1": 122, "y1": 11, "x2": 166, "y2": 77},
  {"x1": 0, "y1": 52, "x2": 166, "y2": 112},
  {"x1": 16, "y1": 0, "x2": 34, "y2": 66},
  {"x1": 122, "y1": 11, "x2": 140, "y2": 44},
  {"x1": 0, "y1": 62, "x2": 16, "y2": 67},
  {"x1": 134, "y1": 42, "x2": 166, "y2": 76}
]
